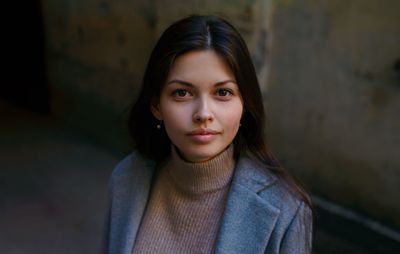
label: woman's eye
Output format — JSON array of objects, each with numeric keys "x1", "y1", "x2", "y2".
[
  {"x1": 172, "y1": 89, "x2": 191, "y2": 98},
  {"x1": 216, "y1": 88, "x2": 233, "y2": 97}
]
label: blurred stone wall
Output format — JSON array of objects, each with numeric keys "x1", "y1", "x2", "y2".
[
  {"x1": 267, "y1": 0, "x2": 400, "y2": 228},
  {"x1": 42, "y1": 0, "x2": 400, "y2": 229}
]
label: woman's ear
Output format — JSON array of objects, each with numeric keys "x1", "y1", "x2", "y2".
[{"x1": 150, "y1": 98, "x2": 163, "y2": 120}]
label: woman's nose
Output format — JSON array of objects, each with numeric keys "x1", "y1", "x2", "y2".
[{"x1": 192, "y1": 98, "x2": 214, "y2": 123}]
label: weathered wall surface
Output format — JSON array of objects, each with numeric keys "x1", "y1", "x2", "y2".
[
  {"x1": 42, "y1": 0, "x2": 155, "y2": 151},
  {"x1": 42, "y1": 0, "x2": 400, "y2": 229},
  {"x1": 42, "y1": 0, "x2": 269, "y2": 152},
  {"x1": 267, "y1": 0, "x2": 400, "y2": 227}
]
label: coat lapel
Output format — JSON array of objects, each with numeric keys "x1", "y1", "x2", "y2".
[{"x1": 215, "y1": 157, "x2": 281, "y2": 254}]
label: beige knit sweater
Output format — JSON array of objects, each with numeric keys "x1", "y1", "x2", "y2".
[{"x1": 131, "y1": 145, "x2": 235, "y2": 254}]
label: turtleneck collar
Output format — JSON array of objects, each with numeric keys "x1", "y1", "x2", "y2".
[{"x1": 165, "y1": 145, "x2": 235, "y2": 194}]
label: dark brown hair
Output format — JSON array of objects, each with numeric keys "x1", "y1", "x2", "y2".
[{"x1": 129, "y1": 15, "x2": 312, "y2": 210}]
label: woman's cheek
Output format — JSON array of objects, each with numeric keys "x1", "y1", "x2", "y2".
[{"x1": 163, "y1": 104, "x2": 190, "y2": 130}]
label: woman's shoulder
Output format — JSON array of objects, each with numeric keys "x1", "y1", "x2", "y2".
[
  {"x1": 235, "y1": 155, "x2": 310, "y2": 216},
  {"x1": 263, "y1": 176, "x2": 311, "y2": 224},
  {"x1": 109, "y1": 150, "x2": 156, "y2": 189}
]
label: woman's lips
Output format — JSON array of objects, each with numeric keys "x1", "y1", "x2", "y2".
[{"x1": 187, "y1": 128, "x2": 220, "y2": 143}]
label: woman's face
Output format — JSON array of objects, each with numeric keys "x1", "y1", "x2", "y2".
[{"x1": 152, "y1": 50, "x2": 244, "y2": 162}]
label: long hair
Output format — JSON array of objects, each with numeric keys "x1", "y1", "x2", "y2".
[{"x1": 129, "y1": 15, "x2": 312, "y2": 209}]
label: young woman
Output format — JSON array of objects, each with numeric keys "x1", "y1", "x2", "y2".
[{"x1": 103, "y1": 15, "x2": 313, "y2": 254}]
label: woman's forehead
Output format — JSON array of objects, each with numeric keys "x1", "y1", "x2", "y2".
[{"x1": 166, "y1": 50, "x2": 235, "y2": 83}]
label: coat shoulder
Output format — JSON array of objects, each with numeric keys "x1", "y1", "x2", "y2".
[
  {"x1": 253, "y1": 164, "x2": 313, "y2": 253},
  {"x1": 261, "y1": 175, "x2": 305, "y2": 214},
  {"x1": 108, "y1": 151, "x2": 156, "y2": 192},
  {"x1": 236, "y1": 156, "x2": 311, "y2": 224},
  {"x1": 110, "y1": 153, "x2": 135, "y2": 178}
]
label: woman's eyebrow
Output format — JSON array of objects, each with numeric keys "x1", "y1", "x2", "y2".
[
  {"x1": 166, "y1": 79, "x2": 237, "y2": 87},
  {"x1": 214, "y1": 80, "x2": 237, "y2": 86},
  {"x1": 166, "y1": 79, "x2": 194, "y2": 87}
]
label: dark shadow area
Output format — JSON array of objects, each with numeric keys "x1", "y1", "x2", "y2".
[
  {"x1": 2, "y1": 0, "x2": 49, "y2": 114},
  {"x1": 0, "y1": 101, "x2": 118, "y2": 254},
  {"x1": 314, "y1": 206, "x2": 400, "y2": 254},
  {"x1": 393, "y1": 58, "x2": 400, "y2": 86}
]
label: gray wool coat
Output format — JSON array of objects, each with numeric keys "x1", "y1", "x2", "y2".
[{"x1": 102, "y1": 152, "x2": 313, "y2": 254}]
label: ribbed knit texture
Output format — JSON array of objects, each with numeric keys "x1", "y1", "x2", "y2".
[{"x1": 131, "y1": 145, "x2": 235, "y2": 254}]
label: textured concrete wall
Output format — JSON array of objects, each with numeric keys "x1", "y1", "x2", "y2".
[
  {"x1": 42, "y1": 0, "x2": 269, "y2": 152},
  {"x1": 267, "y1": 0, "x2": 400, "y2": 227}
]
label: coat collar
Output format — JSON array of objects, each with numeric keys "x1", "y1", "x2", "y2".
[
  {"x1": 111, "y1": 153, "x2": 281, "y2": 254},
  {"x1": 214, "y1": 156, "x2": 281, "y2": 253}
]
